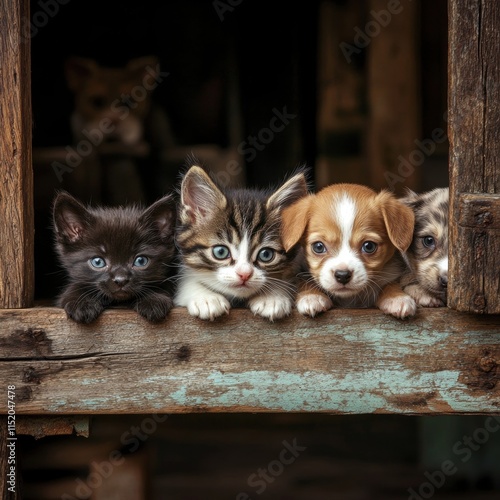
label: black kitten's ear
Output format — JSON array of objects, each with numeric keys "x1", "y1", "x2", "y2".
[
  {"x1": 180, "y1": 165, "x2": 227, "y2": 224},
  {"x1": 267, "y1": 172, "x2": 308, "y2": 213},
  {"x1": 140, "y1": 194, "x2": 176, "y2": 240},
  {"x1": 53, "y1": 191, "x2": 93, "y2": 244}
]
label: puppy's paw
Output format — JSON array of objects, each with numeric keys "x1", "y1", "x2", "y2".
[
  {"x1": 416, "y1": 293, "x2": 445, "y2": 308},
  {"x1": 404, "y1": 284, "x2": 445, "y2": 308},
  {"x1": 187, "y1": 293, "x2": 230, "y2": 321},
  {"x1": 249, "y1": 295, "x2": 292, "y2": 321},
  {"x1": 135, "y1": 293, "x2": 173, "y2": 323},
  {"x1": 297, "y1": 293, "x2": 333, "y2": 317},
  {"x1": 378, "y1": 294, "x2": 417, "y2": 319}
]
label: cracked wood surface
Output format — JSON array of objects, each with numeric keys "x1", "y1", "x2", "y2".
[{"x1": 0, "y1": 307, "x2": 499, "y2": 415}]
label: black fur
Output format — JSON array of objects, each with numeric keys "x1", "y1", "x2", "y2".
[{"x1": 53, "y1": 191, "x2": 176, "y2": 323}]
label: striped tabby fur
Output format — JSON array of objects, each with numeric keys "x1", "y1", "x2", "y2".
[{"x1": 175, "y1": 166, "x2": 307, "y2": 320}]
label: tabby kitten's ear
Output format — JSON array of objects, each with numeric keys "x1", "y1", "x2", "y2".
[
  {"x1": 139, "y1": 194, "x2": 176, "y2": 241},
  {"x1": 53, "y1": 191, "x2": 94, "y2": 244},
  {"x1": 266, "y1": 172, "x2": 308, "y2": 213},
  {"x1": 180, "y1": 166, "x2": 227, "y2": 224}
]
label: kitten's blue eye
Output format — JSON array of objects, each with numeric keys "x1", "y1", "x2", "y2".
[
  {"x1": 258, "y1": 248, "x2": 275, "y2": 263},
  {"x1": 422, "y1": 236, "x2": 436, "y2": 248},
  {"x1": 212, "y1": 245, "x2": 230, "y2": 260},
  {"x1": 362, "y1": 241, "x2": 378, "y2": 254},
  {"x1": 133, "y1": 256, "x2": 149, "y2": 267},
  {"x1": 90, "y1": 257, "x2": 106, "y2": 268},
  {"x1": 311, "y1": 241, "x2": 326, "y2": 254}
]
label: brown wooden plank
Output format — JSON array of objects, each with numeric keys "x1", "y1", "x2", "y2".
[
  {"x1": 0, "y1": 0, "x2": 33, "y2": 309},
  {"x1": 0, "y1": 308, "x2": 499, "y2": 415},
  {"x1": 448, "y1": 0, "x2": 500, "y2": 314}
]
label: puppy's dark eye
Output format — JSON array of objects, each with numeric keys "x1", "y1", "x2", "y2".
[
  {"x1": 422, "y1": 236, "x2": 436, "y2": 248},
  {"x1": 311, "y1": 241, "x2": 326, "y2": 254},
  {"x1": 361, "y1": 241, "x2": 378, "y2": 254}
]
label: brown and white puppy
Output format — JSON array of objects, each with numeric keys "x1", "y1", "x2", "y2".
[
  {"x1": 400, "y1": 187, "x2": 449, "y2": 307},
  {"x1": 282, "y1": 183, "x2": 417, "y2": 319}
]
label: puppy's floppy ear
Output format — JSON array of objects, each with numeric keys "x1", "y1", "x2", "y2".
[
  {"x1": 53, "y1": 191, "x2": 94, "y2": 244},
  {"x1": 180, "y1": 165, "x2": 227, "y2": 224},
  {"x1": 281, "y1": 196, "x2": 312, "y2": 252},
  {"x1": 378, "y1": 191, "x2": 415, "y2": 253}
]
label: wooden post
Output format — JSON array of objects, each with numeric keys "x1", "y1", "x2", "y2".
[
  {"x1": 448, "y1": 0, "x2": 500, "y2": 314},
  {"x1": 0, "y1": 0, "x2": 34, "y2": 309},
  {"x1": 1, "y1": 2, "x2": 31, "y2": 497}
]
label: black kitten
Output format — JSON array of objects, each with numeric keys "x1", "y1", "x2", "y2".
[{"x1": 53, "y1": 191, "x2": 176, "y2": 323}]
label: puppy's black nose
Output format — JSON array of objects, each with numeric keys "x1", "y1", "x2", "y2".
[
  {"x1": 334, "y1": 269, "x2": 352, "y2": 284},
  {"x1": 439, "y1": 276, "x2": 448, "y2": 289}
]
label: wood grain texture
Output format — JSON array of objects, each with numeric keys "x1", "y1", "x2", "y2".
[
  {"x1": 448, "y1": 0, "x2": 500, "y2": 313},
  {"x1": 0, "y1": 308, "x2": 499, "y2": 415},
  {"x1": 0, "y1": 0, "x2": 34, "y2": 309}
]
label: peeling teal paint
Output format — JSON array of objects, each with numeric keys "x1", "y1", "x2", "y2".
[{"x1": 163, "y1": 368, "x2": 492, "y2": 414}]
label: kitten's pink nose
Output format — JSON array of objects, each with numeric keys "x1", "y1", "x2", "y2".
[{"x1": 236, "y1": 269, "x2": 253, "y2": 283}]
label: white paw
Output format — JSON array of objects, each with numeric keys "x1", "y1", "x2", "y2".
[
  {"x1": 296, "y1": 294, "x2": 333, "y2": 317},
  {"x1": 187, "y1": 294, "x2": 230, "y2": 321},
  {"x1": 378, "y1": 295, "x2": 417, "y2": 319},
  {"x1": 249, "y1": 295, "x2": 292, "y2": 321}
]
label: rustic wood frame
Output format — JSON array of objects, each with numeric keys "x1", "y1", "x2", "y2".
[{"x1": 1, "y1": 0, "x2": 500, "y2": 497}]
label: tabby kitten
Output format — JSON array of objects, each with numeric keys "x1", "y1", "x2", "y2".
[
  {"x1": 53, "y1": 191, "x2": 176, "y2": 323},
  {"x1": 175, "y1": 166, "x2": 307, "y2": 321}
]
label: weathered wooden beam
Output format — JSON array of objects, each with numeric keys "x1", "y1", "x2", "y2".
[
  {"x1": 0, "y1": 308, "x2": 499, "y2": 415},
  {"x1": 0, "y1": 0, "x2": 34, "y2": 309},
  {"x1": 448, "y1": 0, "x2": 500, "y2": 314}
]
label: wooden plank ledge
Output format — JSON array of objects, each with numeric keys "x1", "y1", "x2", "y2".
[{"x1": 0, "y1": 308, "x2": 499, "y2": 415}]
